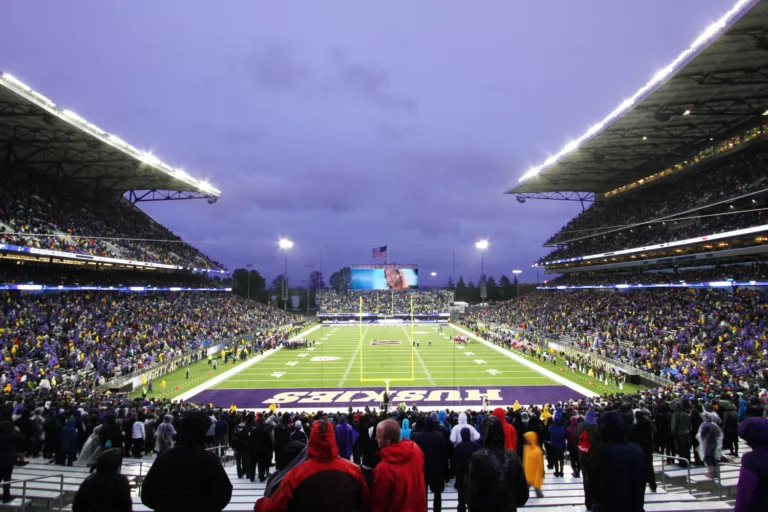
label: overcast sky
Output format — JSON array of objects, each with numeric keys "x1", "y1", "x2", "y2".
[{"x1": 1, "y1": 1, "x2": 736, "y2": 284}]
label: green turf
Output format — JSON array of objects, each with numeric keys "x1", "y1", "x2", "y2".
[{"x1": 213, "y1": 325, "x2": 557, "y2": 389}]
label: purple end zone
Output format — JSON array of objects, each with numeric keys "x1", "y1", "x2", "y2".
[{"x1": 190, "y1": 385, "x2": 585, "y2": 409}]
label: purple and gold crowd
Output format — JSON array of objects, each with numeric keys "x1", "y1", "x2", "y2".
[
  {"x1": 0, "y1": 177, "x2": 225, "y2": 270},
  {"x1": 472, "y1": 289, "x2": 768, "y2": 389}
]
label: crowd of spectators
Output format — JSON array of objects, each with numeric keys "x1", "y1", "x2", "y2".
[
  {"x1": 0, "y1": 261, "x2": 230, "y2": 289},
  {"x1": 0, "y1": 291, "x2": 299, "y2": 399},
  {"x1": 471, "y1": 288, "x2": 768, "y2": 389},
  {"x1": 547, "y1": 147, "x2": 768, "y2": 246},
  {"x1": 546, "y1": 263, "x2": 768, "y2": 287},
  {"x1": 1, "y1": 376, "x2": 764, "y2": 512},
  {"x1": 318, "y1": 290, "x2": 454, "y2": 314},
  {"x1": 541, "y1": 206, "x2": 768, "y2": 263},
  {"x1": 0, "y1": 176, "x2": 225, "y2": 270}
]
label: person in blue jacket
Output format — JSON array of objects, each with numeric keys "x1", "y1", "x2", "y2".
[
  {"x1": 400, "y1": 418, "x2": 412, "y2": 440},
  {"x1": 548, "y1": 417, "x2": 567, "y2": 477},
  {"x1": 60, "y1": 418, "x2": 78, "y2": 467}
]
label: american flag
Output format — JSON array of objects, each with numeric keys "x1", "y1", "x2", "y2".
[{"x1": 372, "y1": 245, "x2": 388, "y2": 259}]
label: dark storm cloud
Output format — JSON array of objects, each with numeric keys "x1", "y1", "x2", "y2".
[
  {"x1": 329, "y1": 47, "x2": 417, "y2": 112},
  {"x1": 248, "y1": 41, "x2": 308, "y2": 91}
]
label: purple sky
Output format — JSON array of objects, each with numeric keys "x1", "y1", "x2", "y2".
[{"x1": 0, "y1": 1, "x2": 732, "y2": 284}]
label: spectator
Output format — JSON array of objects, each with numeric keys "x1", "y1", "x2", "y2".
[
  {"x1": 670, "y1": 401, "x2": 691, "y2": 468},
  {"x1": 565, "y1": 415, "x2": 581, "y2": 478},
  {"x1": 449, "y1": 412, "x2": 480, "y2": 446},
  {"x1": 522, "y1": 431, "x2": 544, "y2": 498},
  {"x1": 591, "y1": 411, "x2": 646, "y2": 512},
  {"x1": 154, "y1": 415, "x2": 176, "y2": 455},
  {"x1": 0, "y1": 421, "x2": 22, "y2": 503},
  {"x1": 291, "y1": 421, "x2": 307, "y2": 444},
  {"x1": 251, "y1": 415, "x2": 273, "y2": 483},
  {"x1": 577, "y1": 408, "x2": 601, "y2": 511},
  {"x1": 547, "y1": 417, "x2": 566, "y2": 477},
  {"x1": 735, "y1": 418, "x2": 768, "y2": 512},
  {"x1": 464, "y1": 415, "x2": 528, "y2": 512},
  {"x1": 414, "y1": 416, "x2": 448, "y2": 512},
  {"x1": 131, "y1": 414, "x2": 146, "y2": 459},
  {"x1": 141, "y1": 410, "x2": 233, "y2": 512},
  {"x1": 696, "y1": 412, "x2": 723, "y2": 479},
  {"x1": 400, "y1": 418, "x2": 412, "y2": 441},
  {"x1": 491, "y1": 408, "x2": 517, "y2": 452},
  {"x1": 628, "y1": 410, "x2": 657, "y2": 493},
  {"x1": 254, "y1": 419, "x2": 369, "y2": 512},
  {"x1": 72, "y1": 448, "x2": 132, "y2": 512},
  {"x1": 334, "y1": 414, "x2": 358, "y2": 461},
  {"x1": 272, "y1": 413, "x2": 292, "y2": 468},
  {"x1": 371, "y1": 419, "x2": 426, "y2": 512},
  {"x1": 60, "y1": 417, "x2": 78, "y2": 467},
  {"x1": 453, "y1": 428, "x2": 480, "y2": 512}
]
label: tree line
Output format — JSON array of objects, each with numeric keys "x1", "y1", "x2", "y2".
[{"x1": 230, "y1": 265, "x2": 533, "y2": 308}]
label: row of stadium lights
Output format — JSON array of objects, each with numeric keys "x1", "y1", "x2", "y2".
[
  {"x1": 638, "y1": 109, "x2": 768, "y2": 142},
  {"x1": 0, "y1": 73, "x2": 219, "y2": 197},
  {"x1": 517, "y1": 0, "x2": 755, "y2": 183}
]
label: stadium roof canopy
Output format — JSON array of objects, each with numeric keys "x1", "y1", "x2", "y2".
[
  {"x1": 506, "y1": 0, "x2": 768, "y2": 199},
  {"x1": 0, "y1": 73, "x2": 221, "y2": 203}
]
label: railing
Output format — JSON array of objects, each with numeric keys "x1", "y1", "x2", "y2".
[
  {"x1": 99, "y1": 323, "x2": 299, "y2": 391},
  {"x1": 206, "y1": 444, "x2": 231, "y2": 465},
  {"x1": 715, "y1": 461, "x2": 742, "y2": 500},
  {"x1": 121, "y1": 459, "x2": 147, "y2": 493},
  {"x1": 654, "y1": 452, "x2": 692, "y2": 493},
  {"x1": 488, "y1": 323, "x2": 674, "y2": 387},
  {"x1": 5, "y1": 473, "x2": 65, "y2": 512}
]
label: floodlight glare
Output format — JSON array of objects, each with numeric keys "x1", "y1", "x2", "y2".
[
  {"x1": 475, "y1": 240, "x2": 489, "y2": 250},
  {"x1": 430, "y1": 272, "x2": 437, "y2": 277},
  {"x1": 512, "y1": 269, "x2": 523, "y2": 274},
  {"x1": 279, "y1": 239, "x2": 294, "y2": 249}
]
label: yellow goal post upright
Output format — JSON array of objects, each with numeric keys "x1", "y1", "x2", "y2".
[{"x1": 359, "y1": 294, "x2": 416, "y2": 393}]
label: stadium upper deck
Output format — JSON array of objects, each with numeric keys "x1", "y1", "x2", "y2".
[
  {"x1": 506, "y1": 0, "x2": 768, "y2": 274},
  {"x1": 0, "y1": 73, "x2": 226, "y2": 273}
]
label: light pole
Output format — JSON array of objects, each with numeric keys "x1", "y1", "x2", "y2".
[
  {"x1": 304, "y1": 263, "x2": 314, "y2": 314},
  {"x1": 245, "y1": 263, "x2": 253, "y2": 300},
  {"x1": 279, "y1": 239, "x2": 293, "y2": 311},
  {"x1": 475, "y1": 240, "x2": 489, "y2": 302},
  {"x1": 512, "y1": 269, "x2": 523, "y2": 299}
]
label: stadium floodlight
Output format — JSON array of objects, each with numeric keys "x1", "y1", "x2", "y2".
[
  {"x1": 763, "y1": 109, "x2": 768, "y2": 116},
  {"x1": 475, "y1": 240, "x2": 489, "y2": 250},
  {"x1": 512, "y1": 269, "x2": 523, "y2": 274},
  {"x1": 279, "y1": 239, "x2": 293, "y2": 311},
  {"x1": 61, "y1": 109, "x2": 87, "y2": 125},
  {"x1": 683, "y1": 109, "x2": 691, "y2": 116},
  {"x1": 279, "y1": 239, "x2": 294, "y2": 249},
  {"x1": 430, "y1": 272, "x2": 437, "y2": 277},
  {"x1": 516, "y1": 0, "x2": 753, "y2": 184}
]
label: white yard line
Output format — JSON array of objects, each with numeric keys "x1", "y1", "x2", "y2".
[
  {"x1": 338, "y1": 326, "x2": 367, "y2": 387},
  {"x1": 402, "y1": 326, "x2": 436, "y2": 386},
  {"x1": 174, "y1": 324, "x2": 323, "y2": 402},
  {"x1": 450, "y1": 324, "x2": 597, "y2": 398}
]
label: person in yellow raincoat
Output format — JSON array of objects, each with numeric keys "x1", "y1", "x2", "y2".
[
  {"x1": 160, "y1": 379, "x2": 166, "y2": 392},
  {"x1": 523, "y1": 431, "x2": 545, "y2": 497}
]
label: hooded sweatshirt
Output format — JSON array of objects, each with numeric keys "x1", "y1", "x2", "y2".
[
  {"x1": 72, "y1": 448, "x2": 132, "y2": 512},
  {"x1": 465, "y1": 416, "x2": 529, "y2": 512},
  {"x1": 256, "y1": 420, "x2": 369, "y2": 512},
  {"x1": 566, "y1": 416, "x2": 580, "y2": 447},
  {"x1": 334, "y1": 415, "x2": 358, "y2": 460},
  {"x1": 492, "y1": 408, "x2": 517, "y2": 452},
  {"x1": 522, "y1": 431, "x2": 544, "y2": 489},
  {"x1": 735, "y1": 418, "x2": 768, "y2": 512},
  {"x1": 437, "y1": 410, "x2": 451, "y2": 432},
  {"x1": 371, "y1": 437, "x2": 426, "y2": 512},
  {"x1": 400, "y1": 418, "x2": 412, "y2": 441},
  {"x1": 450, "y1": 412, "x2": 481, "y2": 446},
  {"x1": 592, "y1": 412, "x2": 646, "y2": 512}
]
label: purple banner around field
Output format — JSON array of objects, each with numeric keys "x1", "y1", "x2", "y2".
[{"x1": 190, "y1": 385, "x2": 584, "y2": 410}]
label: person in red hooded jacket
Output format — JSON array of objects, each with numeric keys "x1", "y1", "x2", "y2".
[
  {"x1": 254, "y1": 419, "x2": 369, "y2": 512},
  {"x1": 492, "y1": 408, "x2": 517, "y2": 452},
  {"x1": 371, "y1": 419, "x2": 426, "y2": 512}
]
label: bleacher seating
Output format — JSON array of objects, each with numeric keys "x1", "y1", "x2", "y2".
[
  {"x1": 318, "y1": 290, "x2": 454, "y2": 314},
  {"x1": 0, "y1": 176, "x2": 225, "y2": 270}
]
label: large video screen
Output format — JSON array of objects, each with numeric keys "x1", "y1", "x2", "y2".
[{"x1": 351, "y1": 264, "x2": 419, "y2": 290}]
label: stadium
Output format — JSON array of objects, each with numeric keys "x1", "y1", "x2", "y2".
[{"x1": 0, "y1": 1, "x2": 766, "y2": 511}]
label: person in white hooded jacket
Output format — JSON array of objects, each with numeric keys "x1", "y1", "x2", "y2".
[{"x1": 450, "y1": 412, "x2": 480, "y2": 446}]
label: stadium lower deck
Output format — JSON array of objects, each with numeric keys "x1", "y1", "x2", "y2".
[{"x1": 185, "y1": 324, "x2": 593, "y2": 410}]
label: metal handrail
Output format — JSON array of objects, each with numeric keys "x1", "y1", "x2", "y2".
[
  {"x1": 714, "y1": 461, "x2": 743, "y2": 500},
  {"x1": 653, "y1": 452, "x2": 692, "y2": 493},
  {"x1": 4, "y1": 473, "x2": 65, "y2": 512}
]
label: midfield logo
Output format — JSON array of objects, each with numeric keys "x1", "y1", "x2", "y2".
[{"x1": 260, "y1": 388, "x2": 504, "y2": 404}]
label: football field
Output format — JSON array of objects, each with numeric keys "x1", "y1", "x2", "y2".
[{"x1": 188, "y1": 324, "x2": 592, "y2": 409}]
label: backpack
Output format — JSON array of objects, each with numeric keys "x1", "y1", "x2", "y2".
[{"x1": 577, "y1": 430, "x2": 591, "y2": 454}]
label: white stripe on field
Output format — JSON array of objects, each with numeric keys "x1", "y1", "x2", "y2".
[
  {"x1": 402, "y1": 326, "x2": 435, "y2": 386},
  {"x1": 338, "y1": 326, "x2": 367, "y2": 387},
  {"x1": 449, "y1": 324, "x2": 597, "y2": 398},
  {"x1": 174, "y1": 324, "x2": 323, "y2": 402}
]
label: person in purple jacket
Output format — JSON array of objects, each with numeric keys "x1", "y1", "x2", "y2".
[
  {"x1": 333, "y1": 414, "x2": 358, "y2": 460},
  {"x1": 735, "y1": 418, "x2": 768, "y2": 512}
]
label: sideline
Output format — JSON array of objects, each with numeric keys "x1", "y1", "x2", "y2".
[
  {"x1": 450, "y1": 324, "x2": 597, "y2": 398},
  {"x1": 175, "y1": 324, "x2": 323, "y2": 402}
]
